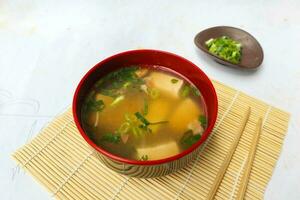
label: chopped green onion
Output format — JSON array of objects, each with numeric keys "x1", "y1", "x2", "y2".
[
  {"x1": 149, "y1": 88, "x2": 160, "y2": 99},
  {"x1": 140, "y1": 155, "x2": 148, "y2": 161},
  {"x1": 180, "y1": 130, "x2": 201, "y2": 148},
  {"x1": 198, "y1": 115, "x2": 207, "y2": 127},
  {"x1": 205, "y1": 38, "x2": 214, "y2": 47},
  {"x1": 124, "y1": 113, "x2": 135, "y2": 122},
  {"x1": 180, "y1": 85, "x2": 190, "y2": 98},
  {"x1": 139, "y1": 124, "x2": 152, "y2": 133},
  {"x1": 132, "y1": 126, "x2": 143, "y2": 136},
  {"x1": 149, "y1": 121, "x2": 169, "y2": 125},
  {"x1": 142, "y1": 99, "x2": 148, "y2": 116},
  {"x1": 191, "y1": 86, "x2": 201, "y2": 96},
  {"x1": 100, "y1": 133, "x2": 121, "y2": 144},
  {"x1": 85, "y1": 99, "x2": 105, "y2": 112},
  {"x1": 110, "y1": 95, "x2": 124, "y2": 106},
  {"x1": 135, "y1": 112, "x2": 150, "y2": 126},
  {"x1": 205, "y1": 36, "x2": 242, "y2": 64},
  {"x1": 118, "y1": 122, "x2": 130, "y2": 134},
  {"x1": 123, "y1": 82, "x2": 131, "y2": 88},
  {"x1": 179, "y1": 85, "x2": 200, "y2": 97},
  {"x1": 171, "y1": 79, "x2": 179, "y2": 84},
  {"x1": 132, "y1": 126, "x2": 138, "y2": 136}
]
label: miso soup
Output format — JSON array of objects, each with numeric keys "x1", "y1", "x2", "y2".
[{"x1": 81, "y1": 65, "x2": 207, "y2": 161}]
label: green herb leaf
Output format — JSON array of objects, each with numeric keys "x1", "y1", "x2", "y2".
[
  {"x1": 100, "y1": 133, "x2": 121, "y2": 144},
  {"x1": 198, "y1": 115, "x2": 207, "y2": 127},
  {"x1": 205, "y1": 36, "x2": 242, "y2": 64},
  {"x1": 171, "y1": 79, "x2": 179, "y2": 84},
  {"x1": 140, "y1": 155, "x2": 148, "y2": 161},
  {"x1": 180, "y1": 130, "x2": 201, "y2": 148},
  {"x1": 135, "y1": 112, "x2": 150, "y2": 126}
]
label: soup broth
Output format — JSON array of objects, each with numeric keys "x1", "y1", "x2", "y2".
[{"x1": 81, "y1": 65, "x2": 207, "y2": 161}]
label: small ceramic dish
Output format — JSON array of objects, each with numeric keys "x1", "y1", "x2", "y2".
[
  {"x1": 72, "y1": 49, "x2": 218, "y2": 178},
  {"x1": 194, "y1": 26, "x2": 264, "y2": 69}
]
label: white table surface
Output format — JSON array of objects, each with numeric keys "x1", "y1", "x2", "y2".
[{"x1": 1, "y1": 1, "x2": 299, "y2": 199}]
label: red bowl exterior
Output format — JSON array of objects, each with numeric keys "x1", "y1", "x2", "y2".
[{"x1": 72, "y1": 49, "x2": 218, "y2": 177}]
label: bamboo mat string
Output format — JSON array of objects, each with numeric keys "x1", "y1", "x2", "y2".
[
  {"x1": 174, "y1": 91, "x2": 240, "y2": 200},
  {"x1": 110, "y1": 163, "x2": 133, "y2": 199},
  {"x1": 228, "y1": 106, "x2": 272, "y2": 200},
  {"x1": 262, "y1": 106, "x2": 272, "y2": 126},
  {"x1": 213, "y1": 91, "x2": 240, "y2": 131},
  {"x1": 228, "y1": 156, "x2": 248, "y2": 200},
  {"x1": 111, "y1": 176, "x2": 131, "y2": 200},
  {"x1": 23, "y1": 118, "x2": 74, "y2": 167},
  {"x1": 52, "y1": 150, "x2": 95, "y2": 196}
]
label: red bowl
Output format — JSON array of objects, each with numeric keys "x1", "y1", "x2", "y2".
[{"x1": 72, "y1": 49, "x2": 218, "y2": 177}]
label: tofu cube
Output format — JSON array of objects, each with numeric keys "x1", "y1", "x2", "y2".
[
  {"x1": 169, "y1": 98, "x2": 202, "y2": 138},
  {"x1": 146, "y1": 72, "x2": 183, "y2": 98},
  {"x1": 146, "y1": 98, "x2": 172, "y2": 133},
  {"x1": 136, "y1": 140, "x2": 180, "y2": 160}
]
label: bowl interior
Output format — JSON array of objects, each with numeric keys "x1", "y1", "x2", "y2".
[
  {"x1": 73, "y1": 49, "x2": 218, "y2": 165},
  {"x1": 194, "y1": 26, "x2": 264, "y2": 69}
]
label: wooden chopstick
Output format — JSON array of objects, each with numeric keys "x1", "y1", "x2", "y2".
[
  {"x1": 207, "y1": 107, "x2": 251, "y2": 200},
  {"x1": 236, "y1": 117, "x2": 263, "y2": 200}
]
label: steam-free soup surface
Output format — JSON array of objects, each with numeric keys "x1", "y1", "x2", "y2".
[{"x1": 81, "y1": 66, "x2": 207, "y2": 161}]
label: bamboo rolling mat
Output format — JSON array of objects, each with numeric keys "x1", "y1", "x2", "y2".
[{"x1": 12, "y1": 80, "x2": 290, "y2": 200}]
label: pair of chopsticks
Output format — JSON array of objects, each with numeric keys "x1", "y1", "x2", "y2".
[{"x1": 207, "y1": 107, "x2": 262, "y2": 200}]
